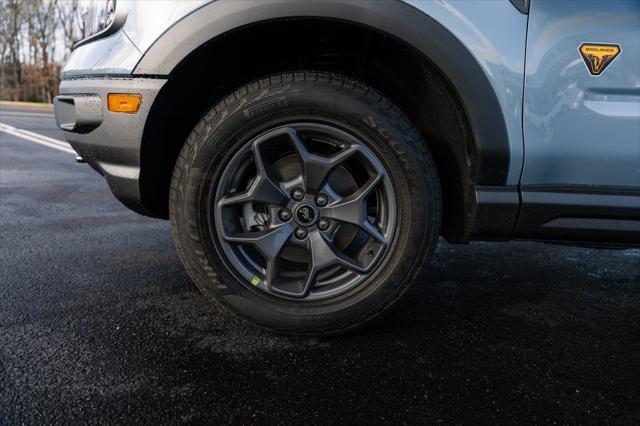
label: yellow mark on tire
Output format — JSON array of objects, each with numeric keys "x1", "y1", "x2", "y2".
[{"x1": 250, "y1": 276, "x2": 261, "y2": 286}]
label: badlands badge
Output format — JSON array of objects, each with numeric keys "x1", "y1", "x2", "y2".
[{"x1": 579, "y1": 43, "x2": 621, "y2": 76}]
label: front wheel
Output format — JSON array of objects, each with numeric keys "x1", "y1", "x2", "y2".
[{"x1": 170, "y1": 72, "x2": 441, "y2": 335}]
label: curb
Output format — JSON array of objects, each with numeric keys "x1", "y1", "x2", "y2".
[{"x1": 0, "y1": 101, "x2": 54, "y2": 112}]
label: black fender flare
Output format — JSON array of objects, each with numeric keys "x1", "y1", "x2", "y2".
[{"x1": 134, "y1": 0, "x2": 510, "y2": 185}]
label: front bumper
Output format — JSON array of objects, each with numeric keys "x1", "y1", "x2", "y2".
[{"x1": 54, "y1": 78, "x2": 167, "y2": 214}]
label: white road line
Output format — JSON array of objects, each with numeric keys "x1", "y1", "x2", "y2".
[
  {"x1": 0, "y1": 122, "x2": 76, "y2": 155},
  {"x1": 7, "y1": 124, "x2": 70, "y2": 147}
]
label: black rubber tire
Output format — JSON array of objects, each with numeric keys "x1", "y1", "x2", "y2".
[{"x1": 169, "y1": 71, "x2": 441, "y2": 335}]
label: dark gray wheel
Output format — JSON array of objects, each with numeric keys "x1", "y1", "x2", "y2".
[
  {"x1": 170, "y1": 72, "x2": 441, "y2": 335},
  {"x1": 213, "y1": 123, "x2": 397, "y2": 300}
]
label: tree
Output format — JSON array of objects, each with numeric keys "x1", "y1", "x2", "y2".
[
  {"x1": 0, "y1": 0, "x2": 69, "y2": 102},
  {"x1": 57, "y1": 0, "x2": 82, "y2": 60},
  {"x1": 3, "y1": 1, "x2": 24, "y2": 79},
  {"x1": 26, "y1": 0, "x2": 59, "y2": 102}
]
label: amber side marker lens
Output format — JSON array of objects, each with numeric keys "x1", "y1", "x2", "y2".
[{"x1": 107, "y1": 93, "x2": 142, "y2": 113}]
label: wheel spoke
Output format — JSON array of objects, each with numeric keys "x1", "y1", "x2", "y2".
[
  {"x1": 287, "y1": 127, "x2": 359, "y2": 193},
  {"x1": 300, "y1": 231, "x2": 365, "y2": 296},
  {"x1": 264, "y1": 257, "x2": 279, "y2": 288},
  {"x1": 219, "y1": 144, "x2": 289, "y2": 208},
  {"x1": 223, "y1": 224, "x2": 293, "y2": 269},
  {"x1": 323, "y1": 174, "x2": 387, "y2": 243}
]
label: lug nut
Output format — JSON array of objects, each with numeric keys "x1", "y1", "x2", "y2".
[
  {"x1": 317, "y1": 217, "x2": 330, "y2": 231},
  {"x1": 291, "y1": 187, "x2": 305, "y2": 201},
  {"x1": 278, "y1": 208, "x2": 292, "y2": 222},
  {"x1": 315, "y1": 193, "x2": 329, "y2": 207},
  {"x1": 294, "y1": 227, "x2": 308, "y2": 239}
]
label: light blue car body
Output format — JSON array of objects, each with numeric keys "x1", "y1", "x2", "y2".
[{"x1": 523, "y1": 0, "x2": 640, "y2": 188}]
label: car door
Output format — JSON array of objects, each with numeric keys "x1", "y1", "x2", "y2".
[{"x1": 517, "y1": 0, "x2": 640, "y2": 242}]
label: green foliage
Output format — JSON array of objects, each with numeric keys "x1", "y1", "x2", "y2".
[{"x1": 25, "y1": 91, "x2": 39, "y2": 103}]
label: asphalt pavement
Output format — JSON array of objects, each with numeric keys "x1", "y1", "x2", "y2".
[{"x1": 1, "y1": 105, "x2": 639, "y2": 423}]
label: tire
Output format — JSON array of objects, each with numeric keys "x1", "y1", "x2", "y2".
[{"x1": 170, "y1": 71, "x2": 441, "y2": 335}]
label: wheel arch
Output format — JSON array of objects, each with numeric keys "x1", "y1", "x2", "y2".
[{"x1": 137, "y1": 0, "x2": 511, "y2": 242}]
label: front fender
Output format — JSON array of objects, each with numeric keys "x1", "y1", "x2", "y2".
[{"x1": 133, "y1": 0, "x2": 526, "y2": 186}]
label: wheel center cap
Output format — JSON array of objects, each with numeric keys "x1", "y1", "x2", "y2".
[{"x1": 294, "y1": 203, "x2": 317, "y2": 225}]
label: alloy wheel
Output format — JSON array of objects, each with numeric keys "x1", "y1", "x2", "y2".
[{"x1": 212, "y1": 123, "x2": 397, "y2": 300}]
